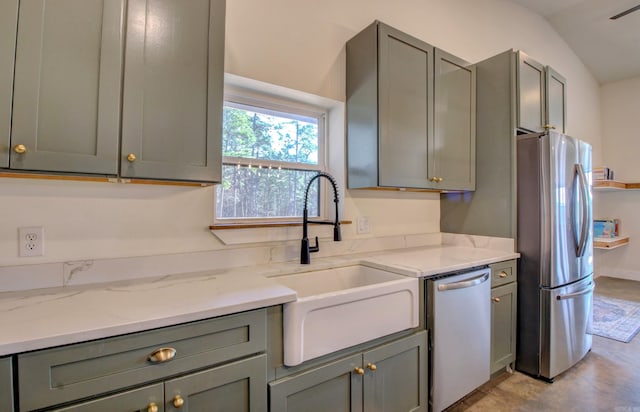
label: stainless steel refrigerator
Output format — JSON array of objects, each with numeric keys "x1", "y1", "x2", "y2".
[{"x1": 516, "y1": 131, "x2": 594, "y2": 381}]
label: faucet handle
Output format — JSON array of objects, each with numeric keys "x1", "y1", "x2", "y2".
[{"x1": 309, "y1": 236, "x2": 319, "y2": 253}]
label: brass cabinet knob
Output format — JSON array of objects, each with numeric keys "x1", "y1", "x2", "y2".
[
  {"x1": 173, "y1": 395, "x2": 185, "y2": 408},
  {"x1": 13, "y1": 144, "x2": 27, "y2": 154},
  {"x1": 429, "y1": 177, "x2": 444, "y2": 183},
  {"x1": 127, "y1": 153, "x2": 137, "y2": 162},
  {"x1": 492, "y1": 297, "x2": 501, "y2": 303},
  {"x1": 354, "y1": 367, "x2": 365, "y2": 375},
  {"x1": 543, "y1": 124, "x2": 557, "y2": 130},
  {"x1": 147, "y1": 402, "x2": 159, "y2": 412},
  {"x1": 499, "y1": 271, "x2": 508, "y2": 278},
  {"x1": 367, "y1": 363, "x2": 377, "y2": 371},
  {"x1": 148, "y1": 347, "x2": 177, "y2": 363}
]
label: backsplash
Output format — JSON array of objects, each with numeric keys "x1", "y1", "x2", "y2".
[{"x1": 0, "y1": 232, "x2": 515, "y2": 293}]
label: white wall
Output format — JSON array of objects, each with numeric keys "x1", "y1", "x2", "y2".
[
  {"x1": 594, "y1": 75, "x2": 640, "y2": 281},
  {"x1": 0, "y1": 0, "x2": 602, "y2": 266}
]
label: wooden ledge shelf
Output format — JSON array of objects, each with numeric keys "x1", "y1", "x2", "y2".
[
  {"x1": 593, "y1": 180, "x2": 640, "y2": 190},
  {"x1": 593, "y1": 236, "x2": 630, "y2": 250}
]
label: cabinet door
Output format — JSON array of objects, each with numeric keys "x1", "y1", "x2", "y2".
[
  {"x1": 10, "y1": 0, "x2": 124, "y2": 174},
  {"x1": 491, "y1": 282, "x2": 517, "y2": 374},
  {"x1": 433, "y1": 49, "x2": 476, "y2": 191},
  {"x1": 269, "y1": 354, "x2": 363, "y2": 412},
  {"x1": 363, "y1": 331, "x2": 428, "y2": 412},
  {"x1": 121, "y1": 0, "x2": 224, "y2": 182},
  {"x1": 164, "y1": 354, "x2": 266, "y2": 412},
  {"x1": 546, "y1": 67, "x2": 567, "y2": 134},
  {"x1": 0, "y1": 0, "x2": 18, "y2": 168},
  {"x1": 0, "y1": 357, "x2": 13, "y2": 412},
  {"x1": 52, "y1": 383, "x2": 164, "y2": 412},
  {"x1": 517, "y1": 51, "x2": 545, "y2": 133},
  {"x1": 378, "y1": 23, "x2": 434, "y2": 189}
]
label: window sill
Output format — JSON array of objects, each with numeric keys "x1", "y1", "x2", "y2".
[
  {"x1": 209, "y1": 220, "x2": 352, "y2": 245},
  {"x1": 209, "y1": 220, "x2": 352, "y2": 230}
]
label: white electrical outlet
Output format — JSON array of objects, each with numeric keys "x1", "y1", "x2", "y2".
[
  {"x1": 357, "y1": 216, "x2": 370, "y2": 234},
  {"x1": 19, "y1": 226, "x2": 44, "y2": 257}
]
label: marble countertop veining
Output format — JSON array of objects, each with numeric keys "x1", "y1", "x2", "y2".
[
  {"x1": 0, "y1": 240, "x2": 518, "y2": 357},
  {"x1": 361, "y1": 246, "x2": 520, "y2": 277},
  {"x1": 0, "y1": 269, "x2": 296, "y2": 356}
]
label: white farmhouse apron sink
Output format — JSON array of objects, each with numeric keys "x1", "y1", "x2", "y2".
[{"x1": 275, "y1": 265, "x2": 419, "y2": 366}]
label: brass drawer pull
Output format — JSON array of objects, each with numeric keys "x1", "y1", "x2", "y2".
[
  {"x1": 147, "y1": 402, "x2": 159, "y2": 412},
  {"x1": 148, "y1": 347, "x2": 177, "y2": 363},
  {"x1": 499, "y1": 271, "x2": 508, "y2": 278}
]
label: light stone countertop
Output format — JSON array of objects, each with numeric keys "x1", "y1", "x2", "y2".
[{"x1": 0, "y1": 240, "x2": 518, "y2": 357}]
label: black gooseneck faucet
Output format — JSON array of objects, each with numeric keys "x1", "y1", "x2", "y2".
[{"x1": 301, "y1": 172, "x2": 341, "y2": 264}]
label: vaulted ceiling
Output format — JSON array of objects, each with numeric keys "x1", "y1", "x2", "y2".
[{"x1": 511, "y1": 0, "x2": 640, "y2": 84}]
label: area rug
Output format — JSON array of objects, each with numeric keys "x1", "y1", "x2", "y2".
[{"x1": 589, "y1": 295, "x2": 640, "y2": 343}]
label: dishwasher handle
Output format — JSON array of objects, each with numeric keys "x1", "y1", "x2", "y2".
[{"x1": 437, "y1": 272, "x2": 490, "y2": 292}]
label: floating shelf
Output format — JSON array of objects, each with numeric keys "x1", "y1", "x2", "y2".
[
  {"x1": 593, "y1": 236, "x2": 630, "y2": 250},
  {"x1": 593, "y1": 180, "x2": 640, "y2": 191}
]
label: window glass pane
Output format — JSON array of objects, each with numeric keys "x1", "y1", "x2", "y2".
[
  {"x1": 216, "y1": 165, "x2": 320, "y2": 219},
  {"x1": 222, "y1": 105, "x2": 319, "y2": 165}
]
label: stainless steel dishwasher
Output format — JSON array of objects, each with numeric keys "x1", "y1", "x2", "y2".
[{"x1": 427, "y1": 267, "x2": 491, "y2": 412}]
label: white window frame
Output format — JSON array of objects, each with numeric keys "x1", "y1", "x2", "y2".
[{"x1": 215, "y1": 86, "x2": 330, "y2": 224}]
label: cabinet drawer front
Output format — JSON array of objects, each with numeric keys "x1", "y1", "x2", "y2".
[
  {"x1": 18, "y1": 309, "x2": 266, "y2": 411},
  {"x1": 490, "y1": 260, "x2": 516, "y2": 287}
]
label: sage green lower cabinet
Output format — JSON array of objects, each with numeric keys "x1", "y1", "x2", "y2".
[
  {"x1": 270, "y1": 353, "x2": 363, "y2": 412},
  {"x1": 164, "y1": 354, "x2": 267, "y2": 412},
  {"x1": 52, "y1": 383, "x2": 163, "y2": 412},
  {"x1": 0, "y1": 357, "x2": 13, "y2": 412},
  {"x1": 269, "y1": 331, "x2": 427, "y2": 412},
  {"x1": 57, "y1": 354, "x2": 267, "y2": 411},
  {"x1": 17, "y1": 309, "x2": 266, "y2": 411},
  {"x1": 490, "y1": 261, "x2": 517, "y2": 375},
  {"x1": 362, "y1": 332, "x2": 427, "y2": 412}
]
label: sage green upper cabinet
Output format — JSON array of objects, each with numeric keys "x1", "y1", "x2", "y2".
[
  {"x1": 516, "y1": 51, "x2": 545, "y2": 133},
  {"x1": 516, "y1": 51, "x2": 567, "y2": 133},
  {"x1": 433, "y1": 49, "x2": 476, "y2": 191},
  {"x1": 0, "y1": 0, "x2": 18, "y2": 169},
  {"x1": 347, "y1": 21, "x2": 435, "y2": 190},
  {"x1": 346, "y1": 21, "x2": 475, "y2": 191},
  {"x1": 120, "y1": 0, "x2": 224, "y2": 183},
  {"x1": 546, "y1": 67, "x2": 567, "y2": 134},
  {"x1": 377, "y1": 23, "x2": 434, "y2": 189},
  {"x1": 442, "y1": 49, "x2": 567, "y2": 238},
  {"x1": 10, "y1": 0, "x2": 124, "y2": 174}
]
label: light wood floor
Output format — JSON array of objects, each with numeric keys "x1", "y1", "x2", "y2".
[{"x1": 447, "y1": 276, "x2": 640, "y2": 412}]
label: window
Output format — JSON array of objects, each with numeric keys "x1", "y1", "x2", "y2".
[{"x1": 216, "y1": 93, "x2": 326, "y2": 222}]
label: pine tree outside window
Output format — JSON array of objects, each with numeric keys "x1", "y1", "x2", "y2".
[{"x1": 215, "y1": 95, "x2": 326, "y2": 222}]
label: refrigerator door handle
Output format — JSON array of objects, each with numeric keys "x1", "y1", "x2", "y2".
[
  {"x1": 437, "y1": 273, "x2": 489, "y2": 291},
  {"x1": 556, "y1": 281, "x2": 595, "y2": 301},
  {"x1": 575, "y1": 163, "x2": 589, "y2": 258}
]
